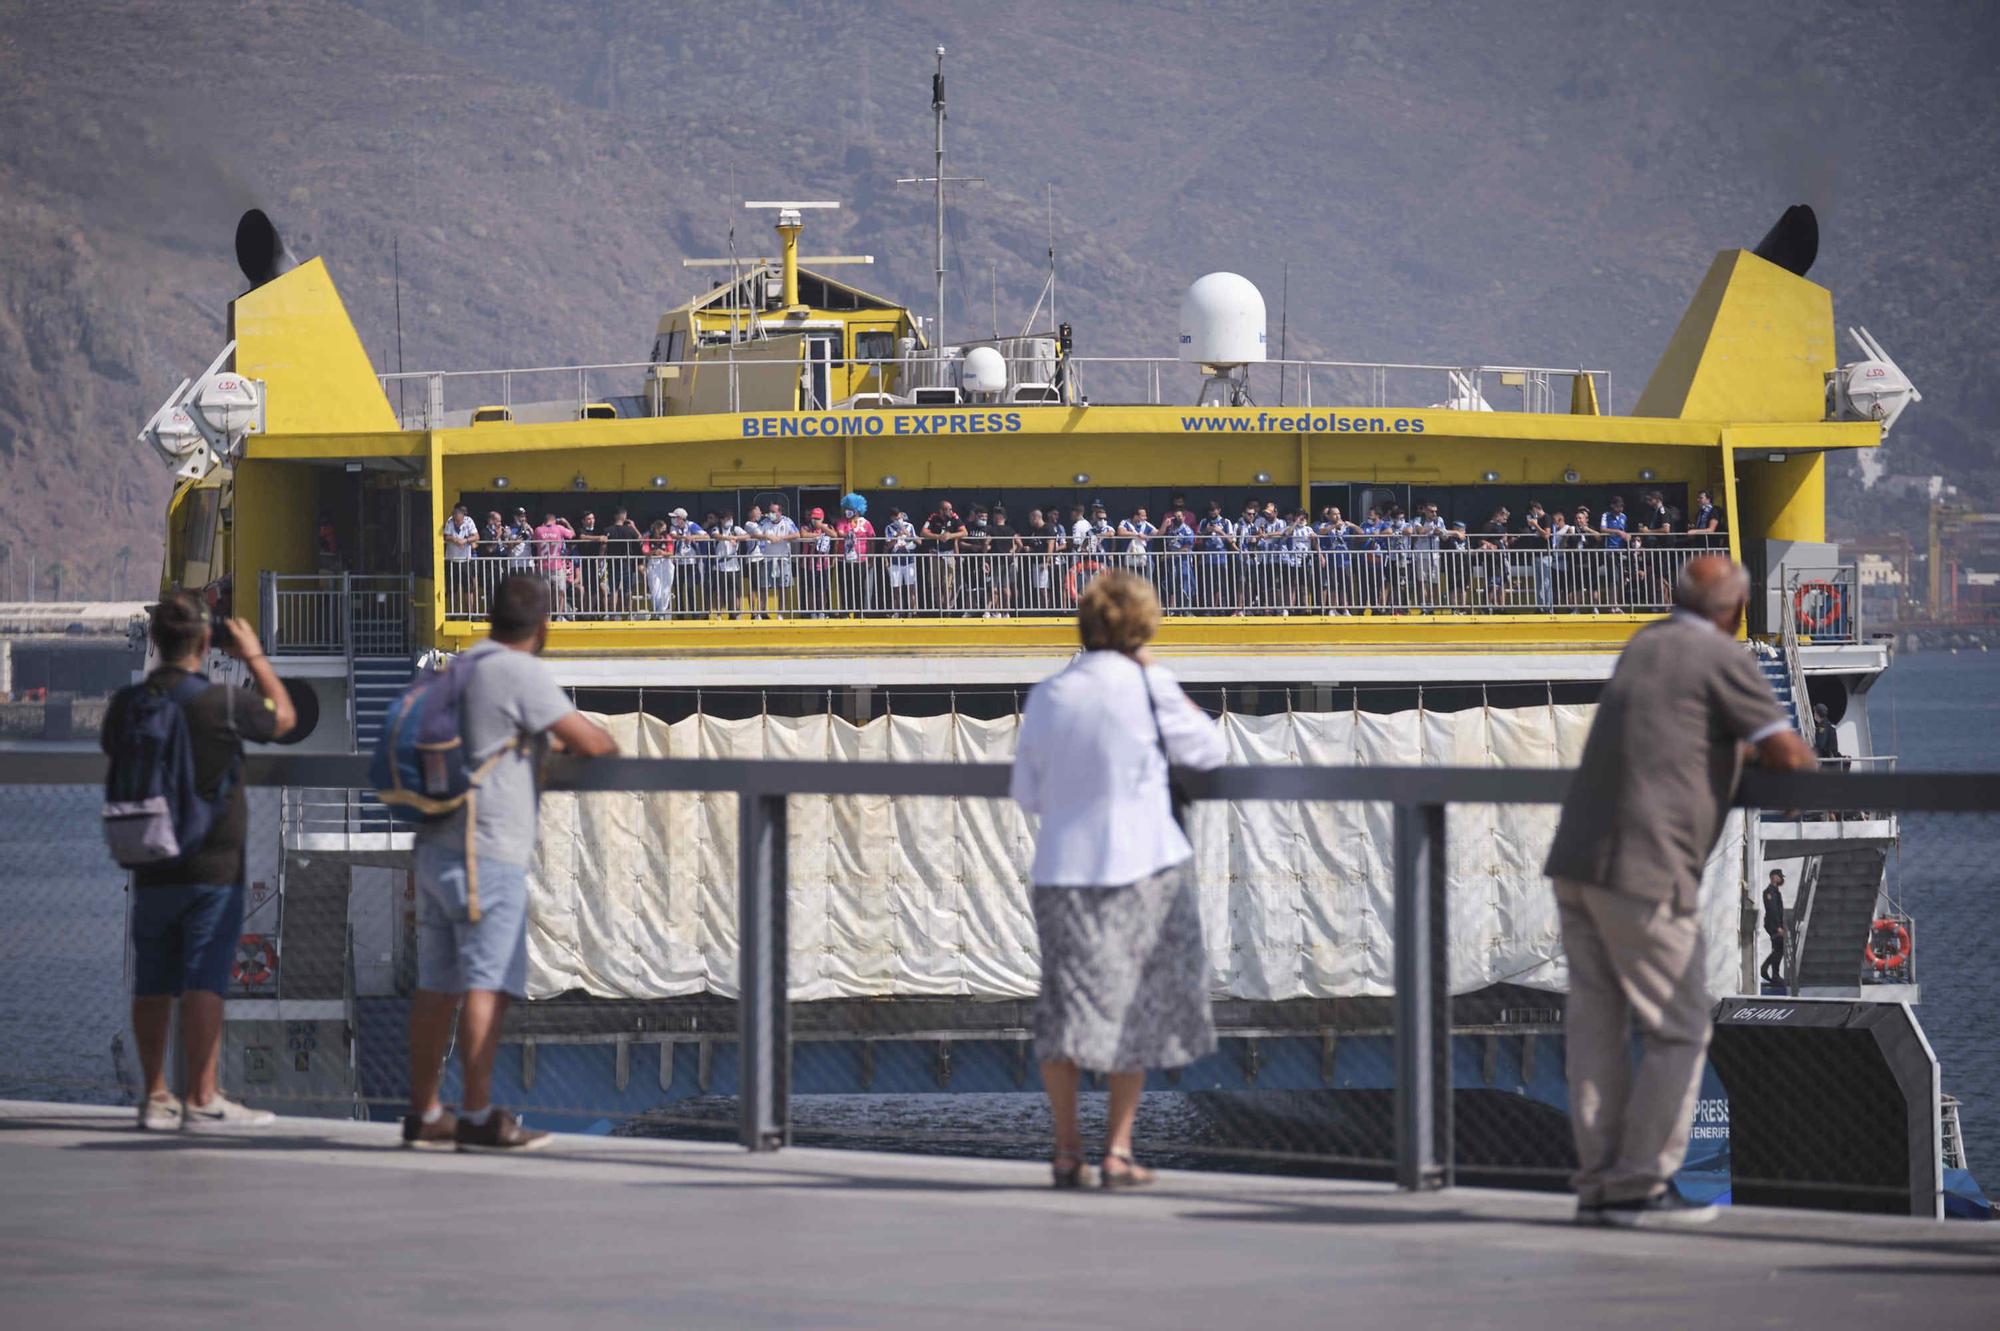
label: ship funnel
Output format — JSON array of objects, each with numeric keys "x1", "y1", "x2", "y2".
[
  {"x1": 235, "y1": 209, "x2": 300, "y2": 290},
  {"x1": 1751, "y1": 204, "x2": 1817, "y2": 278}
]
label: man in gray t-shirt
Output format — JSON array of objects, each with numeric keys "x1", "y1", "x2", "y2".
[
  {"x1": 1546, "y1": 555, "x2": 1813, "y2": 1228},
  {"x1": 405, "y1": 574, "x2": 616, "y2": 1153}
]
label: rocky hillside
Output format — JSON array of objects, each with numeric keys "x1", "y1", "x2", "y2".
[{"x1": 1, "y1": 0, "x2": 1995, "y2": 596}]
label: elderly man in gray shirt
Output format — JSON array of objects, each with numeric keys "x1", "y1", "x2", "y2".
[{"x1": 1546, "y1": 555, "x2": 1813, "y2": 1227}]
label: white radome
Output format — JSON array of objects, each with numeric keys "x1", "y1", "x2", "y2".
[
  {"x1": 1178, "y1": 272, "x2": 1267, "y2": 365},
  {"x1": 960, "y1": 345, "x2": 1007, "y2": 395}
]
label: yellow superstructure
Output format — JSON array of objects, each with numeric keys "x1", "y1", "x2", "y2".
[{"x1": 167, "y1": 215, "x2": 1878, "y2": 663}]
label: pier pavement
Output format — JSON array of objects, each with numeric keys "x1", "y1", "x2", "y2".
[{"x1": 2, "y1": 1100, "x2": 1993, "y2": 1329}]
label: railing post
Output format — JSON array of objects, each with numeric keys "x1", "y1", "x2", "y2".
[
  {"x1": 1393, "y1": 800, "x2": 1452, "y2": 1191},
  {"x1": 259, "y1": 572, "x2": 277, "y2": 656},
  {"x1": 737, "y1": 788, "x2": 790, "y2": 1151}
]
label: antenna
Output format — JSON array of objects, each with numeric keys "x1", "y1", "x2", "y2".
[
  {"x1": 896, "y1": 46, "x2": 982, "y2": 353},
  {"x1": 1278, "y1": 259, "x2": 1290, "y2": 407},
  {"x1": 393, "y1": 235, "x2": 406, "y2": 424}
]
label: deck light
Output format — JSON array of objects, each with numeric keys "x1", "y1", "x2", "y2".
[
  {"x1": 344, "y1": 461, "x2": 364, "y2": 474},
  {"x1": 1767, "y1": 452, "x2": 1786, "y2": 463},
  {"x1": 1073, "y1": 472, "x2": 1090, "y2": 485},
  {"x1": 492, "y1": 476, "x2": 510, "y2": 489},
  {"x1": 881, "y1": 475, "x2": 899, "y2": 487},
  {"x1": 650, "y1": 476, "x2": 668, "y2": 488},
  {"x1": 1639, "y1": 468, "x2": 1656, "y2": 482},
  {"x1": 1481, "y1": 470, "x2": 1500, "y2": 483},
  {"x1": 1254, "y1": 471, "x2": 1272, "y2": 484},
  {"x1": 1563, "y1": 469, "x2": 1580, "y2": 484},
  {"x1": 572, "y1": 473, "x2": 589, "y2": 491}
]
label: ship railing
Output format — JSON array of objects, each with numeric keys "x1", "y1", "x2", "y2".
[
  {"x1": 259, "y1": 572, "x2": 412, "y2": 657},
  {"x1": 440, "y1": 544, "x2": 1708, "y2": 622},
  {"x1": 3, "y1": 750, "x2": 1995, "y2": 1209},
  {"x1": 377, "y1": 356, "x2": 1614, "y2": 426},
  {"x1": 1786, "y1": 565, "x2": 1863, "y2": 645}
]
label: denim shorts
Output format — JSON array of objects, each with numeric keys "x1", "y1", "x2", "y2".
[
  {"x1": 131, "y1": 883, "x2": 245, "y2": 997},
  {"x1": 414, "y1": 842, "x2": 529, "y2": 997}
]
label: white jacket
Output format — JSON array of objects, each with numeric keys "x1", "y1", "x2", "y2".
[{"x1": 1011, "y1": 651, "x2": 1227, "y2": 887}]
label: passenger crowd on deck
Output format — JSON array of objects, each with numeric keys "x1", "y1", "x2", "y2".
[{"x1": 440, "y1": 489, "x2": 1728, "y2": 621}]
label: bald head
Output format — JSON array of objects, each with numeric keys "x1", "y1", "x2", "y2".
[{"x1": 1674, "y1": 554, "x2": 1751, "y2": 628}]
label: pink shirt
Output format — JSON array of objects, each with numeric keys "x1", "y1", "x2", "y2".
[
  {"x1": 533, "y1": 521, "x2": 573, "y2": 571},
  {"x1": 838, "y1": 517, "x2": 874, "y2": 561}
]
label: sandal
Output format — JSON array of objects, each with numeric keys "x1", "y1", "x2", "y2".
[
  {"x1": 1099, "y1": 1149, "x2": 1155, "y2": 1190},
  {"x1": 1051, "y1": 1152, "x2": 1089, "y2": 1189}
]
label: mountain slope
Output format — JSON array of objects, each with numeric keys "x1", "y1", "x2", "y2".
[{"x1": 1, "y1": 0, "x2": 1995, "y2": 596}]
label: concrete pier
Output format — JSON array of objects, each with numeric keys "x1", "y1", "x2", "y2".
[{"x1": 2, "y1": 1101, "x2": 1993, "y2": 1329}]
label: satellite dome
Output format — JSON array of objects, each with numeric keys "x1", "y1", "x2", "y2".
[
  {"x1": 1178, "y1": 272, "x2": 1267, "y2": 365},
  {"x1": 961, "y1": 345, "x2": 1007, "y2": 395}
]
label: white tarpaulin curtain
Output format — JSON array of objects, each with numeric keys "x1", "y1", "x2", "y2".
[{"x1": 524, "y1": 703, "x2": 1746, "y2": 1003}]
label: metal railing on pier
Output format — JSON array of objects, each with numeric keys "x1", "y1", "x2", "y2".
[
  {"x1": 2, "y1": 747, "x2": 1995, "y2": 1205},
  {"x1": 439, "y1": 544, "x2": 1714, "y2": 623}
]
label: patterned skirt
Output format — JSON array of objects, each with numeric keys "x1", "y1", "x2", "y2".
[{"x1": 1031, "y1": 862, "x2": 1217, "y2": 1074}]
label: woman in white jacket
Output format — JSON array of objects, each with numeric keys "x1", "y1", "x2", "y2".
[{"x1": 1010, "y1": 570, "x2": 1227, "y2": 1188}]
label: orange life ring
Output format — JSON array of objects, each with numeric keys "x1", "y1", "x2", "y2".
[
  {"x1": 1065, "y1": 558, "x2": 1105, "y2": 600},
  {"x1": 233, "y1": 934, "x2": 276, "y2": 987},
  {"x1": 1863, "y1": 918, "x2": 1911, "y2": 973},
  {"x1": 1794, "y1": 581, "x2": 1844, "y2": 633}
]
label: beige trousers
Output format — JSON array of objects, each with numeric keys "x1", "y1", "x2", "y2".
[{"x1": 1553, "y1": 878, "x2": 1713, "y2": 1206}]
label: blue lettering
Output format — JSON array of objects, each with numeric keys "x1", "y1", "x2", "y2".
[
  {"x1": 742, "y1": 418, "x2": 762, "y2": 437},
  {"x1": 867, "y1": 415, "x2": 885, "y2": 436},
  {"x1": 1410, "y1": 417, "x2": 1425, "y2": 433},
  {"x1": 1005, "y1": 412, "x2": 1022, "y2": 431},
  {"x1": 1393, "y1": 418, "x2": 1408, "y2": 433},
  {"x1": 907, "y1": 415, "x2": 931, "y2": 435},
  {"x1": 968, "y1": 413, "x2": 986, "y2": 433},
  {"x1": 931, "y1": 414, "x2": 950, "y2": 434}
]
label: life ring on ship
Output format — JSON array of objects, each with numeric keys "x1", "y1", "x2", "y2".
[
  {"x1": 232, "y1": 934, "x2": 276, "y2": 987},
  {"x1": 1863, "y1": 919, "x2": 1911, "y2": 973},
  {"x1": 1794, "y1": 581, "x2": 1844, "y2": 633},
  {"x1": 1066, "y1": 559, "x2": 1105, "y2": 600}
]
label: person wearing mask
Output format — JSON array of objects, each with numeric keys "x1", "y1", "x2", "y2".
[
  {"x1": 642, "y1": 517, "x2": 676, "y2": 618},
  {"x1": 1686, "y1": 490, "x2": 1721, "y2": 550},
  {"x1": 1160, "y1": 509, "x2": 1196, "y2": 613},
  {"x1": 532, "y1": 511, "x2": 575, "y2": 620},
  {"x1": 604, "y1": 507, "x2": 644, "y2": 618},
  {"x1": 1440, "y1": 519, "x2": 1471, "y2": 608},
  {"x1": 711, "y1": 512, "x2": 745, "y2": 619},
  {"x1": 111, "y1": 592, "x2": 297, "y2": 1131},
  {"x1": 1476, "y1": 506, "x2": 1511, "y2": 608},
  {"x1": 1548, "y1": 508, "x2": 1576, "y2": 609},
  {"x1": 1518, "y1": 502, "x2": 1554, "y2": 610},
  {"x1": 923, "y1": 500, "x2": 967, "y2": 611},
  {"x1": 568, "y1": 512, "x2": 608, "y2": 617},
  {"x1": 441, "y1": 502, "x2": 480, "y2": 617},
  {"x1": 1545, "y1": 555, "x2": 1814, "y2": 1226},
  {"x1": 1010, "y1": 571, "x2": 1226, "y2": 1189},
  {"x1": 740, "y1": 505, "x2": 769, "y2": 619},
  {"x1": 837, "y1": 493, "x2": 875, "y2": 613},
  {"x1": 759, "y1": 499, "x2": 799, "y2": 618},
  {"x1": 1019, "y1": 509, "x2": 1059, "y2": 613},
  {"x1": 988, "y1": 504, "x2": 1022, "y2": 616},
  {"x1": 1759, "y1": 869, "x2": 1788, "y2": 989},
  {"x1": 1118, "y1": 507, "x2": 1157, "y2": 582},
  {"x1": 800, "y1": 506, "x2": 837, "y2": 617},
  {"x1": 1197, "y1": 501, "x2": 1234, "y2": 614},
  {"x1": 880, "y1": 507, "x2": 919, "y2": 616},
  {"x1": 671, "y1": 510, "x2": 706, "y2": 616},
  {"x1": 959, "y1": 504, "x2": 994, "y2": 616},
  {"x1": 403, "y1": 575, "x2": 617, "y2": 1151}
]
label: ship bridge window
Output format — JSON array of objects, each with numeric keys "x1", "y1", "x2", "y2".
[
  {"x1": 855, "y1": 329, "x2": 897, "y2": 363},
  {"x1": 652, "y1": 331, "x2": 685, "y2": 365}
]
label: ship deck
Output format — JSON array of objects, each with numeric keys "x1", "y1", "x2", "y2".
[{"x1": 5, "y1": 1100, "x2": 1992, "y2": 1330}]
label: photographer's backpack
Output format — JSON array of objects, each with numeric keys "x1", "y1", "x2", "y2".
[{"x1": 101, "y1": 674, "x2": 235, "y2": 868}]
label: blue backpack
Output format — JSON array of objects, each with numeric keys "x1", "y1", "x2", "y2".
[{"x1": 101, "y1": 673, "x2": 236, "y2": 869}]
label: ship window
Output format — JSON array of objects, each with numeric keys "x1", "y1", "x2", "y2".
[
  {"x1": 808, "y1": 329, "x2": 844, "y2": 367},
  {"x1": 855, "y1": 329, "x2": 897, "y2": 362},
  {"x1": 182, "y1": 488, "x2": 219, "y2": 569}
]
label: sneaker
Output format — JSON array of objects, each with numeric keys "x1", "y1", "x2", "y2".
[
  {"x1": 454, "y1": 1109, "x2": 550, "y2": 1153},
  {"x1": 182, "y1": 1094, "x2": 277, "y2": 1132},
  {"x1": 1600, "y1": 1189, "x2": 1718, "y2": 1229},
  {"x1": 401, "y1": 1109, "x2": 460, "y2": 1151},
  {"x1": 137, "y1": 1093, "x2": 183, "y2": 1132}
]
